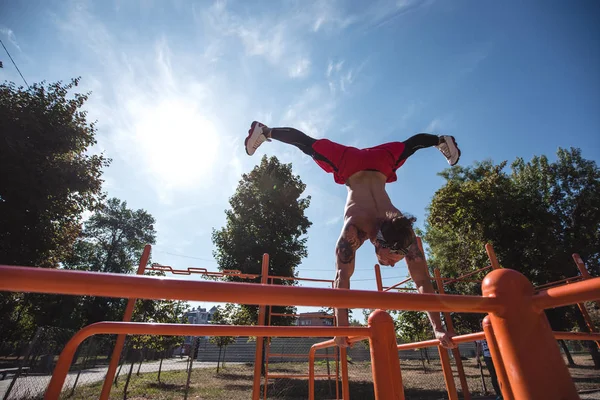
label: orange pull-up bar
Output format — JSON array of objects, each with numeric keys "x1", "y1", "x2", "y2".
[{"x1": 0, "y1": 265, "x2": 502, "y2": 313}]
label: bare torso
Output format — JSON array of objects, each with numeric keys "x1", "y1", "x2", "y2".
[{"x1": 343, "y1": 171, "x2": 400, "y2": 243}]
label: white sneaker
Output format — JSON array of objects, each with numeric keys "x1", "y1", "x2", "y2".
[
  {"x1": 245, "y1": 121, "x2": 270, "y2": 156},
  {"x1": 436, "y1": 135, "x2": 461, "y2": 166}
]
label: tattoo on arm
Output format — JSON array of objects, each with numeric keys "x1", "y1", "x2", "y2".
[
  {"x1": 336, "y1": 224, "x2": 366, "y2": 264},
  {"x1": 405, "y1": 236, "x2": 424, "y2": 262}
]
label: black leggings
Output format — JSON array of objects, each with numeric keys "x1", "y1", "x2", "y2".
[{"x1": 270, "y1": 127, "x2": 440, "y2": 162}]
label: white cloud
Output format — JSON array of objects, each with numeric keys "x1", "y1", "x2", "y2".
[
  {"x1": 198, "y1": 1, "x2": 313, "y2": 79},
  {"x1": 426, "y1": 118, "x2": 442, "y2": 132},
  {"x1": 289, "y1": 58, "x2": 311, "y2": 78},
  {"x1": 0, "y1": 28, "x2": 21, "y2": 52}
]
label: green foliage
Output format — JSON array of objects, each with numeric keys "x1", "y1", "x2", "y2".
[
  {"x1": 0, "y1": 78, "x2": 109, "y2": 344},
  {"x1": 209, "y1": 306, "x2": 237, "y2": 348},
  {"x1": 422, "y1": 148, "x2": 600, "y2": 334},
  {"x1": 0, "y1": 78, "x2": 110, "y2": 268},
  {"x1": 212, "y1": 156, "x2": 312, "y2": 325},
  {"x1": 394, "y1": 310, "x2": 432, "y2": 343}
]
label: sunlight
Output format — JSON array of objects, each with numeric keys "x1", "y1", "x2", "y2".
[{"x1": 131, "y1": 98, "x2": 220, "y2": 190}]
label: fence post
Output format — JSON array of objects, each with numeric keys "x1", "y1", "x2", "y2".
[
  {"x1": 100, "y1": 244, "x2": 151, "y2": 400},
  {"x1": 368, "y1": 310, "x2": 403, "y2": 400},
  {"x1": 482, "y1": 268, "x2": 578, "y2": 399}
]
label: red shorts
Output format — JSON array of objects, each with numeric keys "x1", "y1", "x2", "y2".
[{"x1": 311, "y1": 139, "x2": 407, "y2": 185}]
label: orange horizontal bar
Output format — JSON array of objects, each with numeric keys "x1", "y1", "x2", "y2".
[
  {"x1": 442, "y1": 265, "x2": 492, "y2": 286},
  {"x1": 269, "y1": 275, "x2": 335, "y2": 284},
  {"x1": 0, "y1": 265, "x2": 503, "y2": 313},
  {"x1": 383, "y1": 287, "x2": 418, "y2": 291},
  {"x1": 270, "y1": 313, "x2": 335, "y2": 318},
  {"x1": 267, "y1": 374, "x2": 334, "y2": 379},
  {"x1": 553, "y1": 332, "x2": 600, "y2": 341},
  {"x1": 397, "y1": 332, "x2": 485, "y2": 351},
  {"x1": 533, "y1": 277, "x2": 600, "y2": 310},
  {"x1": 45, "y1": 321, "x2": 370, "y2": 398},
  {"x1": 384, "y1": 276, "x2": 413, "y2": 292},
  {"x1": 534, "y1": 276, "x2": 583, "y2": 291},
  {"x1": 268, "y1": 353, "x2": 335, "y2": 358},
  {"x1": 395, "y1": 331, "x2": 600, "y2": 352}
]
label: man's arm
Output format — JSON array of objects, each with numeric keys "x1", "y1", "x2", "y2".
[
  {"x1": 404, "y1": 236, "x2": 456, "y2": 349},
  {"x1": 334, "y1": 221, "x2": 366, "y2": 346}
]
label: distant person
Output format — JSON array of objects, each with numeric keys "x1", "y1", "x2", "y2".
[
  {"x1": 244, "y1": 121, "x2": 460, "y2": 349},
  {"x1": 476, "y1": 339, "x2": 502, "y2": 399}
]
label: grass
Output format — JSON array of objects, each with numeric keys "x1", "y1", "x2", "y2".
[{"x1": 64, "y1": 355, "x2": 600, "y2": 399}]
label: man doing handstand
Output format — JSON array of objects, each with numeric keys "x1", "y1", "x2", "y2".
[{"x1": 244, "y1": 121, "x2": 461, "y2": 348}]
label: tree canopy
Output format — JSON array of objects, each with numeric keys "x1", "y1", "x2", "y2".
[
  {"x1": 212, "y1": 155, "x2": 312, "y2": 326},
  {"x1": 421, "y1": 147, "x2": 600, "y2": 365},
  {"x1": 0, "y1": 79, "x2": 110, "y2": 268}
]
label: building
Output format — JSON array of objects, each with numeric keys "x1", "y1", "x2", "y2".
[
  {"x1": 175, "y1": 306, "x2": 218, "y2": 356},
  {"x1": 185, "y1": 306, "x2": 217, "y2": 325},
  {"x1": 296, "y1": 311, "x2": 334, "y2": 326}
]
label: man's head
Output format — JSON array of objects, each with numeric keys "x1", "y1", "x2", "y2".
[{"x1": 375, "y1": 212, "x2": 417, "y2": 267}]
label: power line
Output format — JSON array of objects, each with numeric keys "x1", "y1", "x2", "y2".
[{"x1": 0, "y1": 38, "x2": 29, "y2": 88}]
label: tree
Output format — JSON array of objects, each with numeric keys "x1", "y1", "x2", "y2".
[
  {"x1": 212, "y1": 156, "x2": 312, "y2": 326},
  {"x1": 61, "y1": 197, "x2": 157, "y2": 326},
  {"x1": 422, "y1": 148, "x2": 600, "y2": 367},
  {"x1": 20, "y1": 197, "x2": 158, "y2": 338},
  {"x1": 0, "y1": 78, "x2": 109, "y2": 345},
  {"x1": 209, "y1": 306, "x2": 237, "y2": 373}
]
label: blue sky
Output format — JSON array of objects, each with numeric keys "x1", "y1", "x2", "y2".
[{"x1": 2, "y1": 0, "x2": 599, "y2": 321}]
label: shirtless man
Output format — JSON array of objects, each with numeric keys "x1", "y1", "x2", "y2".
[{"x1": 244, "y1": 121, "x2": 460, "y2": 349}]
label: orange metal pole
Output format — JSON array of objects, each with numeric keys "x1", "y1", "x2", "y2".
[
  {"x1": 374, "y1": 264, "x2": 383, "y2": 292},
  {"x1": 414, "y1": 237, "x2": 457, "y2": 400},
  {"x1": 252, "y1": 253, "x2": 269, "y2": 400},
  {"x1": 397, "y1": 332, "x2": 485, "y2": 351},
  {"x1": 482, "y1": 268, "x2": 579, "y2": 399},
  {"x1": 485, "y1": 243, "x2": 501, "y2": 270},
  {"x1": 368, "y1": 310, "x2": 403, "y2": 400},
  {"x1": 45, "y1": 322, "x2": 370, "y2": 399},
  {"x1": 572, "y1": 253, "x2": 600, "y2": 349},
  {"x1": 434, "y1": 268, "x2": 470, "y2": 400},
  {"x1": 383, "y1": 276, "x2": 413, "y2": 292},
  {"x1": 533, "y1": 276, "x2": 600, "y2": 310},
  {"x1": 0, "y1": 265, "x2": 504, "y2": 313},
  {"x1": 482, "y1": 316, "x2": 513, "y2": 400},
  {"x1": 340, "y1": 347, "x2": 350, "y2": 399},
  {"x1": 308, "y1": 337, "x2": 369, "y2": 400},
  {"x1": 99, "y1": 244, "x2": 151, "y2": 400}
]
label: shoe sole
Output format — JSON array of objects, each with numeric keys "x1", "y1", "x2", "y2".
[
  {"x1": 448, "y1": 136, "x2": 461, "y2": 166},
  {"x1": 245, "y1": 121, "x2": 262, "y2": 156}
]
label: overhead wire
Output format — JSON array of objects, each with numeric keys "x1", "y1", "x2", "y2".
[{"x1": 0, "y1": 38, "x2": 29, "y2": 88}]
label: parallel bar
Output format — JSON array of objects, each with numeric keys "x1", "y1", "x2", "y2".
[
  {"x1": 269, "y1": 312, "x2": 335, "y2": 318},
  {"x1": 533, "y1": 277, "x2": 600, "y2": 310},
  {"x1": 396, "y1": 331, "x2": 600, "y2": 351},
  {"x1": 383, "y1": 276, "x2": 413, "y2": 292},
  {"x1": 268, "y1": 353, "x2": 335, "y2": 359},
  {"x1": 397, "y1": 332, "x2": 485, "y2": 351},
  {"x1": 267, "y1": 374, "x2": 334, "y2": 379},
  {"x1": 534, "y1": 276, "x2": 582, "y2": 291},
  {"x1": 268, "y1": 275, "x2": 335, "y2": 284},
  {"x1": 45, "y1": 322, "x2": 370, "y2": 399},
  {"x1": 442, "y1": 266, "x2": 492, "y2": 286},
  {"x1": 0, "y1": 265, "x2": 503, "y2": 313}
]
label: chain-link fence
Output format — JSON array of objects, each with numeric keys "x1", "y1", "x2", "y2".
[{"x1": 2, "y1": 330, "x2": 600, "y2": 400}]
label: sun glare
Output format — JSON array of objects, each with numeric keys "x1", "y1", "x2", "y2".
[{"x1": 132, "y1": 99, "x2": 220, "y2": 190}]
